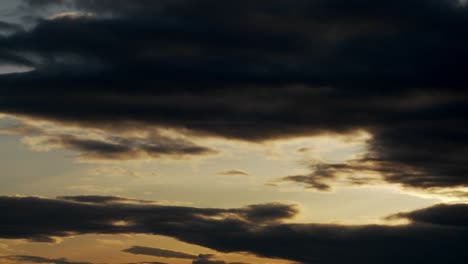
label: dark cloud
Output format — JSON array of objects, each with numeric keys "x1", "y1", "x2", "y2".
[
  {"x1": 54, "y1": 134, "x2": 215, "y2": 160},
  {"x1": 0, "y1": 21, "x2": 22, "y2": 33},
  {"x1": 277, "y1": 161, "x2": 383, "y2": 191},
  {"x1": 278, "y1": 135, "x2": 468, "y2": 191},
  {"x1": 239, "y1": 203, "x2": 298, "y2": 224},
  {"x1": 0, "y1": 0, "x2": 465, "y2": 189},
  {"x1": 125, "y1": 262, "x2": 167, "y2": 264},
  {"x1": 58, "y1": 195, "x2": 155, "y2": 204},
  {"x1": 0, "y1": 255, "x2": 91, "y2": 264},
  {"x1": 389, "y1": 203, "x2": 468, "y2": 227},
  {"x1": 280, "y1": 174, "x2": 331, "y2": 191},
  {"x1": 1, "y1": 255, "x2": 168, "y2": 264},
  {"x1": 122, "y1": 246, "x2": 197, "y2": 259},
  {"x1": 22, "y1": 0, "x2": 66, "y2": 8},
  {"x1": 192, "y1": 254, "x2": 225, "y2": 264},
  {"x1": 0, "y1": 196, "x2": 297, "y2": 242},
  {"x1": 0, "y1": 119, "x2": 216, "y2": 160},
  {"x1": 1, "y1": 196, "x2": 468, "y2": 264},
  {"x1": 21, "y1": 132, "x2": 216, "y2": 160},
  {"x1": 123, "y1": 252, "x2": 242, "y2": 264},
  {"x1": 124, "y1": 253, "x2": 236, "y2": 264},
  {"x1": 279, "y1": 170, "x2": 335, "y2": 191},
  {"x1": 217, "y1": 170, "x2": 250, "y2": 177}
]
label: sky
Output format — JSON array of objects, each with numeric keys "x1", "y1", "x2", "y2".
[{"x1": 0, "y1": 1, "x2": 468, "y2": 264}]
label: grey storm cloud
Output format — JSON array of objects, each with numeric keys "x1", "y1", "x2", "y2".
[
  {"x1": 0, "y1": 0, "x2": 466, "y2": 189},
  {"x1": 0, "y1": 196, "x2": 468, "y2": 264}
]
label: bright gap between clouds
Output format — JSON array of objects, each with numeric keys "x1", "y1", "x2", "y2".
[{"x1": 0, "y1": 115, "x2": 447, "y2": 225}]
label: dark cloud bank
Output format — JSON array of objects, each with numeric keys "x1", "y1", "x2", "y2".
[
  {"x1": 0, "y1": 0, "x2": 465, "y2": 190},
  {"x1": 1, "y1": 196, "x2": 468, "y2": 264},
  {"x1": 0, "y1": 0, "x2": 466, "y2": 189}
]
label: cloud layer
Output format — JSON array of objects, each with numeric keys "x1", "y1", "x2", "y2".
[
  {"x1": 0, "y1": 196, "x2": 467, "y2": 264},
  {"x1": 0, "y1": 0, "x2": 465, "y2": 189}
]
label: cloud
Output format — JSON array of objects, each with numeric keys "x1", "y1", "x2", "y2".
[
  {"x1": 1, "y1": 255, "x2": 169, "y2": 264},
  {"x1": 125, "y1": 262, "x2": 167, "y2": 264},
  {"x1": 125, "y1": 262, "x2": 166, "y2": 264},
  {"x1": 0, "y1": 255, "x2": 91, "y2": 264},
  {"x1": 0, "y1": 196, "x2": 468, "y2": 264},
  {"x1": 192, "y1": 254, "x2": 225, "y2": 264},
  {"x1": 58, "y1": 195, "x2": 155, "y2": 204},
  {"x1": 191, "y1": 255, "x2": 250, "y2": 264},
  {"x1": 276, "y1": 160, "x2": 385, "y2": 191},
  {"x1": 2, "y1": 119, "x2": 217, "y2": 160},
  {"x1": 217, "y1": 170, "x2": 250, "y2": 177},
  {"x1": 4, "y1": 253, "x2": 239, "y2": 264},
  {"x1": 23, "y1": 133, "x2": 216, "y2": 160},
  {"x1": 122, "y1": 246, "x2": 197, "y2": 259},
  {"x1": 239, "y1": 203, "x2": 299, "y2": 224},
  {"x1": 0, "y1": 196, "x2": 298, "y2": 242},
  {"x1": 23, "y1": 0, "x2": 65, "y2": 8},
  {"x1": 389, "y1": 203, "x2": 468, "y2": 227},
  {"x1": 0, "y1": 21, "x2": 22, "y2": 34},
  {"x1": 0, "y1": 0, "x2": 465, "y2": 190},
  {"x1": 127, "y1": 249, "x2": 246, "y2": 264},
  {"x1": 279, "y1": 174, "x2": 333, "y2": 191}
]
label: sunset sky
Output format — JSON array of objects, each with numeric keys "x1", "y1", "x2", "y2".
[{"x1": 0, "y1": 1, "x2": 468, "y2": 264}]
